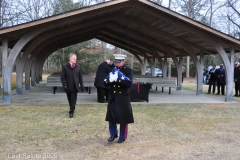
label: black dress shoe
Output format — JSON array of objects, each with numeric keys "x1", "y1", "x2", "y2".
[
  {"x1": 69, "y1": 112, "x2": 74, "y2": 118},
  {"x1": 117, "y1": 138, "x2": 125, "y2": 143},
  {"x1": 108, "y1": 135, "x2": 118, "y2": 142}
]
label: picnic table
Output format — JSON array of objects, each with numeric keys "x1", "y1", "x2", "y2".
[{"x1": 46, "y1": 73, "x2": 95, "y2": 94}]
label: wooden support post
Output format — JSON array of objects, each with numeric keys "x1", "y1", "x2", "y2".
[
  {"x1": 15, "y1": 55, "x2": 23, "y2": 94},
  {"x1": 196, "y1": 52, "x2": 204, "y2": 95},
  {"x1": 2, "y1": 38, "x2": 11, "y2": 103},
  {"x1": 151, "y1": 56, "x2": 156, "y2": 77},
  {"x1": 177, "y1": 55, "x2": 183, "y2": 91},
  {"x1": 225, "y1": 48, "x2": 235, "y2": 102},
  {"x1": 31, "y1": 63, "x2": 36, "y2": 87}
]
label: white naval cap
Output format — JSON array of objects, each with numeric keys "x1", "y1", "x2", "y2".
[{"x1": 113, "y1": 54, "x2": 127, "y2": 62}]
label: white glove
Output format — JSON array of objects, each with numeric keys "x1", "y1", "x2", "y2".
[{"x1": 109, "y1": 71, "x2": 118, "y2": 82}]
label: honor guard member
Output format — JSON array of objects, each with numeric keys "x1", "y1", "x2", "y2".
[{"x1": 104, "y1": 54, "x2": 134, "y2": 143}]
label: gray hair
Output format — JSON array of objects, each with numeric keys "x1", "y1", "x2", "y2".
[{"x1": 69, "y1": 53, "x2": 77, "y2": 59}]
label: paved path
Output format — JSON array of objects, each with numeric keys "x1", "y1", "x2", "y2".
[{"x1": 1, "y1": 82, "x2": 239, "y2": 105}]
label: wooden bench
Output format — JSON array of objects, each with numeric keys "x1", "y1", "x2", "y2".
[
  {"x1": 134, "y1": 76, "x2": 176, "y2": 94},
  {"x1": 46, "y1": 73, "x2": 95, "y2": 94}
]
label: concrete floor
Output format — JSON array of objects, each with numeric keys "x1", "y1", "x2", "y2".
[{"x1": 1, "y1": 81, "x2": 239, "y2": 105}]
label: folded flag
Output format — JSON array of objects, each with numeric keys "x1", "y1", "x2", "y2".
[
  {"x1": 104, "y1": 67, "x2": 131, "y2": 82},
  {"x1": 118, "y1": 69, "x2": 131, "y2": 82}
]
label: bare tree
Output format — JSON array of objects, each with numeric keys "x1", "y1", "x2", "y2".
[
  {"x1": 151, "y1": 0, "x2": 163, "y2": 5},
  {"x1": 17, "y1": 0, "x2": 54, "y2": 21},
  {"x1": 0, "y1": 0, "x2": 21, "y2": 28},
  {"x1": 225, "y1": 0, "x2": 240, "y2": 38},
  {"x1": 0, "y1": 0, "x2": 55, "y2": 28},
  {"x1": 53, "y1": 0, "x2": 95, "y2": 15},
  {"x1": 172, "y1": 0, "x2": 209, "y2": 20},
  {"x1": 168, "y1": 0, "x2": 172, "y2": 8},
  {"x1": 204, "y1": 0, "x2": 225, "y2": 27}
]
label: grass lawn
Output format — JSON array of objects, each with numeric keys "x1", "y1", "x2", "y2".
[
  {"x1": 0, "y1": 103, "x2": 240, "y2": 159},
  {"x1": 0, "y1": 76, "x2": 240, "y2": 159}
]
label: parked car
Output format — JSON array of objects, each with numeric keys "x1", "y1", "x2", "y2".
[{"x1": 145, "y1": 68, "x2": 162, "y2": 77}]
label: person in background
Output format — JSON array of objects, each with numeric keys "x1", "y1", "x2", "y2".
[
  {"x1": 203, "y1": 66, "x2": 208, "y2": 85},
  {"x1": 104, "y1": 54, "x2": 134, "y2": 144},
  {"x1": 61, "y1": 53, "x2": 84, "y2": 118},
  {"x1": 215, "y1": 64, "x2": 225, "y2": 95},
  {"x1": 94, "y1": 59, "x2": 112, "y2": 103},
  {"x1": 109, "y1": 59, "x2": 115, "y2": 70},
  {"x1": 208, "y1": 64, "x2": 217, "y2": 94},
  {"x1": 182, "y1": 66, "x2": 186, "y2": 83},
  {"x1": 234, "y1": 62, "x2": 240, "y2": 97}
]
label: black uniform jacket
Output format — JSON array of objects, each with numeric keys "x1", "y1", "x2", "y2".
[
  {"x1": 236, "y1": 66, "x2": 240, "y2": 85},
  {"x1": 104, "y1": 65, "x2": 134, "y2": 124},
  {"x1": 94, "y1": 61, "x2": 112, "y2": 88},
  {"x1": 61, "y1": 63, "x2": 84, "y2": 92}
]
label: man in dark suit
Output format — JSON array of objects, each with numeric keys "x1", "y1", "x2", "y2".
[
  {"x1": 208, "y1": 64, "x2": 217, "y2": 94},
  {"x1": 61, "y1": 53, "x2": 84, "y2": 118},
  {"x1": 215, "y1": 64, "x2": 226, "y2": 95},
  {"x1": 94, "y1": 59, "x2": 112, "y2": 103},
  {"x1": 234, "y1": 62, "x2": 240, "y2": 96},
  {"x1": 104, "y1": 54, "x2": 134, "y2": 143}
]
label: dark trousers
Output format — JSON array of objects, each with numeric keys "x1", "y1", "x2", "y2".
[
  {"x1": 109, "y1": 122, "x2": 128, "y2": 140},
  {"x1": 108, "y1": 101, "x2": 128, "y2": 140},
  {"x1": 217, "y1": 82, "x2": 225, "y2": 95},
  {"x1": 66, "y1": 91, "x2": 78, "y2": 113},
  {"x1": 97, "y1": 87, "x2": 109, "y2": 102},
  {"x1": 208, "y1": 80, "x2": 216, "y2": 94},
  {"x1": 235, "y1": 81, "x2": 239, "y2": 95}
]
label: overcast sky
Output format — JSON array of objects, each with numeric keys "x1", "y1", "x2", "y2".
[{"x1": 161, "y1": 0, "x2": 169, "y2": 7}]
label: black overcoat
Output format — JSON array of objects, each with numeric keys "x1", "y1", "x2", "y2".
[
  {"x1": 104, "y1": 65, "x2": 134, "y2": 124},
  {"x1": 236, "y1": 66, "x2": 240, "y2": 85},
  {"x1": 94, "y1": 61, "x2": 112, "y2": 88},
  {"x1": 61, "y1": 63, "x2": 84, "y2": 92},
  {"x1": 209, "y1": 69, "x2": 217, "y2": 82}
]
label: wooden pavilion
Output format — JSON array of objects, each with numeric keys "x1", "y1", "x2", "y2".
[{"x1": 0, "y1": 0, "x2": 240, "y2": 103}]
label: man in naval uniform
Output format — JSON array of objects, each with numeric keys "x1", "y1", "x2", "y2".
[{"x1": 104, "y1": 54, "x2": 134, "y2": 143}]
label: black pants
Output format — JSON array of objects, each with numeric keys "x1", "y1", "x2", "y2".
[
  {"x1": 97, "y1": 87, "x2": 109, "y2": 102},
  {"x1": 66, "y1": 91, "x2": 78, "y2": 113},
  {"x1": 208, "y1": 80, "x2": 216, "y2": 94},
  {"x1": 217, "y1": 82, "x2": 225, "y2": 95},
  {"x1": 235, "y1": 81, "x2": 239, "y2": 95}
]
